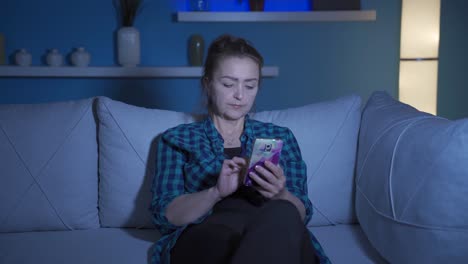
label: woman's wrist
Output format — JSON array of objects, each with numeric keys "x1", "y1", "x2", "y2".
[
  {"x1": 209, "y1": 186, "x2": 223, "y2": 203},
  {"x1": 273, "y1": 188, "x2": 289, "y2": 200}
]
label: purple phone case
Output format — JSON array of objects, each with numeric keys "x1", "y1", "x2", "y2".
[{"x1": 244, "y1": 138, "x2": 283, "y2": 186}]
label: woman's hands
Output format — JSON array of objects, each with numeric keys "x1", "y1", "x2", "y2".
[
  {"x1": 215, "y1": 158, "x2": 288, "y2": 201},
  {"x1": 248, "y1": 160, "x2": 287, "y2": 199},
  {"x1": 213, "y1": 158, "x2": 306, "y2": 221},
  {"x1": 215, "y1": 157, "x2": 247, "y2": 199},
  {"x1": 248, "y1": 161, "x2": 307, "y2": 221}
]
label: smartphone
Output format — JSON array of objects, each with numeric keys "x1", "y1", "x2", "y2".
[{"x1": 244, "y1": 138, "x2": 283, "y2": 186}]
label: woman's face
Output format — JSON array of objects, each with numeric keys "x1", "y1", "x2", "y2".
[{"x1": 207, "y1": 56, "x2": 260, "y2": 121}]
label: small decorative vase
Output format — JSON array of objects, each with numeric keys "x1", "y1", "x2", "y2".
[
  {"x1": 0, "y1": 33, "x2": 5, "y2": 65},
  {"x1": 15, "y1": 49, "x2": 32, "y2": 66},
  {"x1": 71, "y1": 47, "x2": 91, "y2": 67},
  {"x1": 249, "y1": 0, "x2": 265, "y2": 11},
  {"x1": 117, "y1": 27, "x2": 140, "y2": 67},
  {"x1": 46, "y1": 49, "x2": 63, "y2": 67},
  {"x1": 188, "y1": 34, "x2": 205, "y2": 66}
]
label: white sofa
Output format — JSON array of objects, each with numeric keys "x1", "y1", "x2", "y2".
[{"x1": 1, "y1": 92, "x2": 466, "y2": 263}]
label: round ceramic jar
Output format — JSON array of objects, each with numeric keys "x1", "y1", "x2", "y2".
[
  {"x1": 46, "y1": 49, "x2": 63, "y2": 66},
  {"x1": 15, "y1": 49, "x2": 32, "y2": 66},
  {"x1": 71, "y1": 47, "x2": 91, "y2": 67}
]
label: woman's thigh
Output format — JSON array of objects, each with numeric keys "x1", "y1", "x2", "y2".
[{"x1": 170, "y1": 196, "x2": 258, "y2": 264}]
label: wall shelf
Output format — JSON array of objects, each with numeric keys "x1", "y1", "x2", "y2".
[
  {"x1": 0, "y1": 66, "x2": 279, "y2": 78},
  {"x1": 176, "y1": 10, "x2": 376, "y2": 22}
]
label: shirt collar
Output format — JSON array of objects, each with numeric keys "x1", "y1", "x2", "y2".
[
  {"x1": 242, "y1": 114, "x2": 254, "y2": 141},
  {"x1": 203, "y1": 114, "x2": 255, "y2": 156},
  {"x1": 203, "y1": 115, "x2": 223, "y2": 145}
]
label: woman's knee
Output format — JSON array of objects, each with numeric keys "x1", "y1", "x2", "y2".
[
  {"x1": 253, "y1": 200, "x2": 303, "y2": 229},
  {"x1": 263, "y1": 200, "x2": 300, "y2": 218},
  {"x1": 186, "y1": 223, "x2": 241, "y2": 246},
  {"x1": 172, "y1": 224, "x2": 241, "y2": 263}
]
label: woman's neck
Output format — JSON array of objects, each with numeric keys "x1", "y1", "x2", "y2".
[{"x1": 212, "y1": 115, "x2": 244, "y2": 147}]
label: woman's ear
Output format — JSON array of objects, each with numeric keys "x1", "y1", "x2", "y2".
[
  {"x1": 202, "y1": 76, "x2": 211, "y2": 95},
  {"x1": 202, "y1": 76, "x2": 209, "y2": 89}
]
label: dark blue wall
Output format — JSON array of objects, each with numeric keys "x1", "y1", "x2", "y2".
[
  {"x1": 438, "y1": 0, "x2": 468, "y2": 120},
  {"x1": 2, "y1": 0, "x2": 400, "y2": 113}
]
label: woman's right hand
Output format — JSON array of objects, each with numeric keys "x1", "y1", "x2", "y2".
[
  {"x1": 215, "y1": 157, "x2": 247, "y2": 199},
  {"x1": 166, "y1": 156, "x2": 246, "y2": 226}
]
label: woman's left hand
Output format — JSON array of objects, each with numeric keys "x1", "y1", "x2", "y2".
[{"x1": 248, "y1": 160, "x2": 287, "y2": 199}]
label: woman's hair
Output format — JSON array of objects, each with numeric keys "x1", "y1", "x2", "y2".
[{"x1": 201, "y1": 34, "x2": 264, "y2": 113}]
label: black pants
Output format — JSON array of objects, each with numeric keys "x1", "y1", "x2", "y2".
[{"x1": 171, "y1": 194, "x2": 319, "y2": 264}]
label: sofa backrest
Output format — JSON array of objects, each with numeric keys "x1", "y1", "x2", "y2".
[
  {"x1": 96, "y1": 95, "x2": 362, "y2": 228},
  {"x1": 96, "y1": 96, "x2": 195, "y2": 228},
  {"x1": 0, "y1": 98, "x2": 99, "y2": 232},
  {"x1": 0, "y1": 94, "x2": 362, "y2": 232},
  {"x1": 252, "y1": 95, "x2": 362, "y2": 226}
]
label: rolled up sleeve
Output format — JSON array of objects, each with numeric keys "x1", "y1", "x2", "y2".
[
  {"x1": 281, "y1": 129, "x2": 313, "y2": 224},
  {"x1": 150, "y1": 134, "x2": 186, "y2": 234}
]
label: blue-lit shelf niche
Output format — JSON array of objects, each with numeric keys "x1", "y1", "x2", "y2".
[
  {"x1": 174, "y1": 0, "x2": 375, "y2": 22},
  {"x1": 178, "y1": 0, "x2": 312, "y2": 12}
]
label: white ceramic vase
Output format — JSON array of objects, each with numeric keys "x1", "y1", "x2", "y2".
[
  {"x1": 71, "y1": 47, "x2": 91, "y2": 67},
  {"x1": 15, "y1": 49, "x2": 32, "y2": 66},
  {"x1": 117, "y1": 27, "x2": 140, "y2": 67},
  {"x1": 46, "y1": 49, "x2": 63, "y2": 67}
]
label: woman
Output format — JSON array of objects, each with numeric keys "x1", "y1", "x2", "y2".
[{"x1": 151, "y1": 34, "x2": 329, "y2": 264}]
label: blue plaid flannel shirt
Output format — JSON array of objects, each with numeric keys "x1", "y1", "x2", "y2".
[{"x1": 150, "y1": 116, "x2": 331, "y2": 264}]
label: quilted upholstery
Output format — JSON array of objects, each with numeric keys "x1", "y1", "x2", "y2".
[
  {"x1": 356, "y1": 91, "x2": 468, "y2": 263},
  {"x1": 0, "y1": 98, "x2": 99, "y2": 232},
  {"x1": 96, "y1": 95, "x2": 361, "y2": 228},
  {"x1": 253, "y1": 95, "x2": 362, "y2": 226},
  {"x1": 97, "y1": 97, "x2": 194, "y2": 228}
]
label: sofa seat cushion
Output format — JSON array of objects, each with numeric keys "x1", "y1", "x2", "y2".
[
  {"x1": 356, "y1": 91, "x2": 468, "y2": 263},
  {"x1": 0, "y1": 228, "x2": 161, "y2": 264},
  {"x1": 312, "y1": 224, "x2": 387, "y2": 264},
  {"x1": 0, "y1": 98, "x2": 99, "y2": 232},
  {"x1": 0, "y1": 226, "x2": 381, "y2": 264}
]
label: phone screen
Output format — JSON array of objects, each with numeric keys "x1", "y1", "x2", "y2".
[{"x1": 244, "y1": 138, "x2": 283, "y2": 186}]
